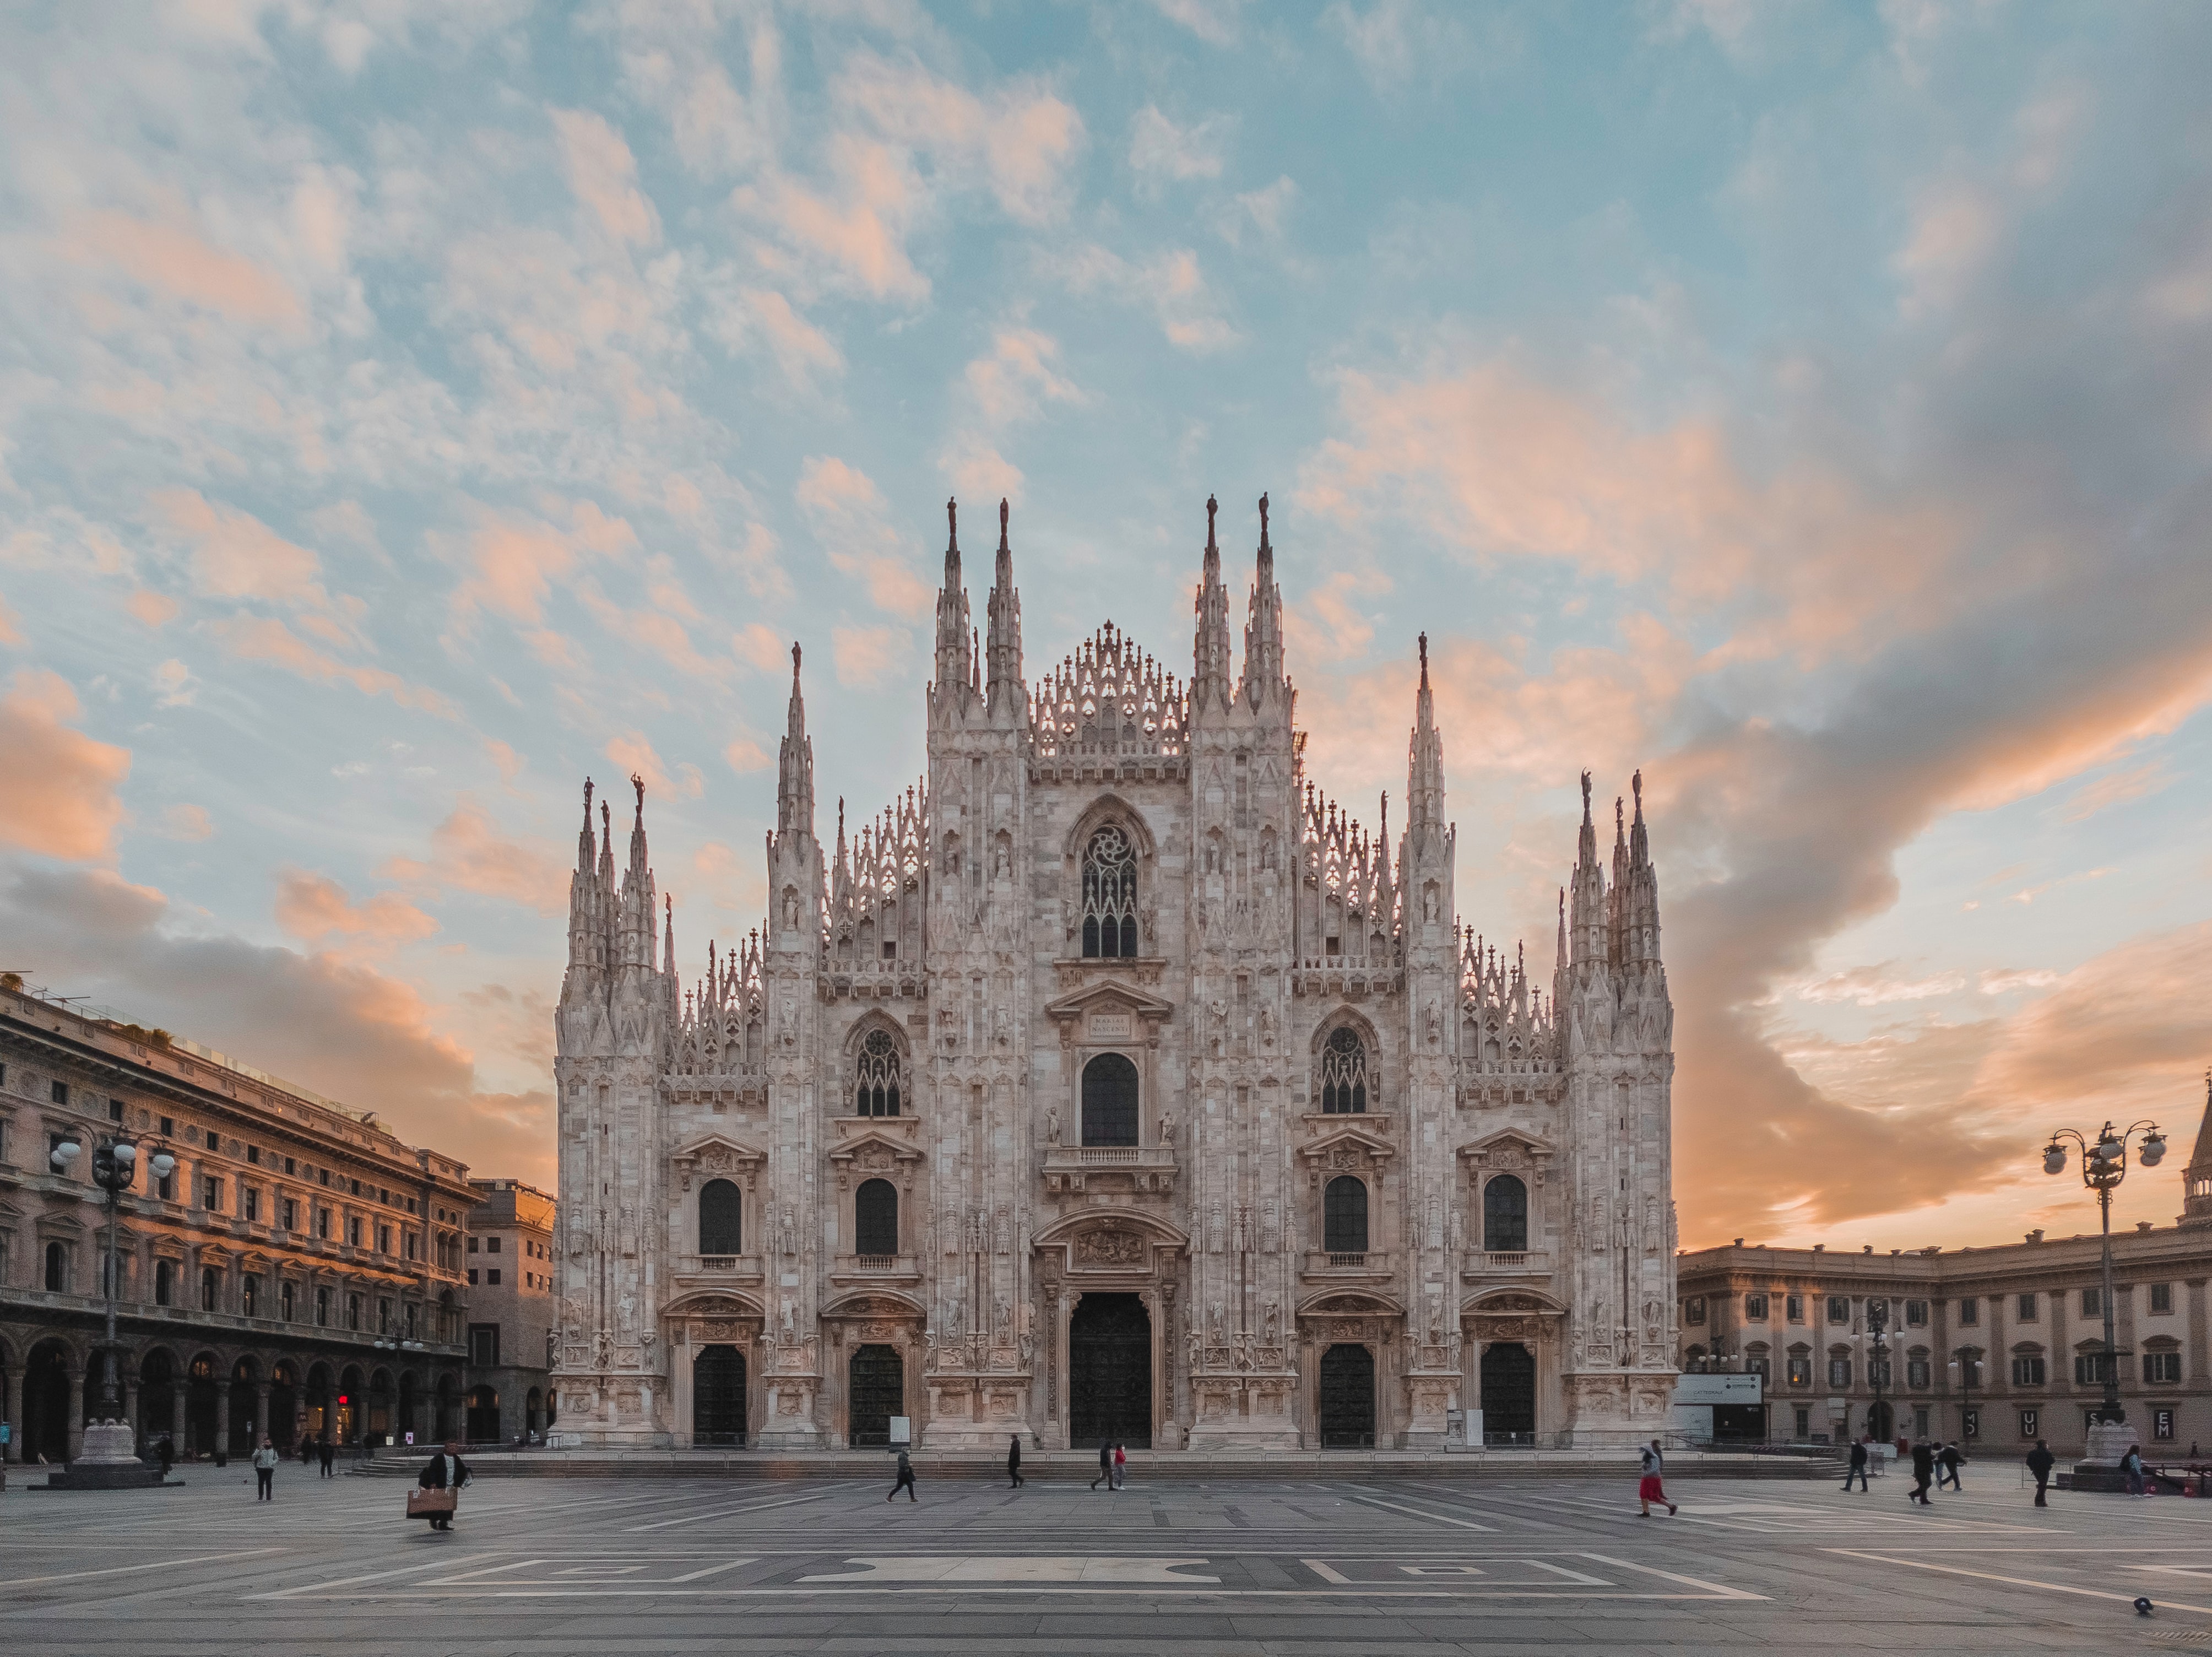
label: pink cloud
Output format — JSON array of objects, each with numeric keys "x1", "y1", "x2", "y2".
[
  {"x1": 551, "y1": 107, "x2": 661, "y2": 246},
  {"x1": 207, "y1": 615, "x2": 457, "y2": 717},
  {"x1": 151, "y1": 489, "x2": 329, "y2": 609},
  {"x1": 0, "y1": 669, "x2": 131, "y2": 861},
  {"x1": 63, "y1": 210, "x2": 304, "y2": 327},
  {"x1": 794, "y1": 455, "x2": 932, "y2": 616},
  {"x1": 275, "y1": 869, "x2": 440, "y2": 944},
  {"x1": 382, "y1": 799, "x2": 570, "y2": 917}
]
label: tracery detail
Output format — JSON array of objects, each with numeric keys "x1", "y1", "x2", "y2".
[{"x1": 1081, "y1": 826, "x2": 1138, "y2": 959}]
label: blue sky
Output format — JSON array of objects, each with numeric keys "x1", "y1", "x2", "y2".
[{"x1": 3, "y1": 0, "x2": 2209, "y2": 1248}]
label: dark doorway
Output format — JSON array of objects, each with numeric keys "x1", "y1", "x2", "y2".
[
  {"x1": 269, "y1": 1364, "x2": 298, "y2": 1450},
  {"x1": 1866, "y1": 1399, "x2": 1894, "y2": 1442},
  {"x1": 465, "y1": 1384, "x2": 501, "y2": 1442},
  {"x1": 695, "y1": 1346, "x2": 747, "y2": 1446},
  {"x1": 186, "y1": 1354, "x2": 219, "y2": 1455},
  {"x1": 1479, "y1": 1342, "x2": 1536, "y2": 1443},
  {"x1": 1069, "y1": 1292, "x2": 1152, "y2": 1448},
  {"x1": 1318, "y1": 1343, "x2": 1376, "y2": 1448},
  {"x1": 140, "y1": 1349, "x2": 177, "y2": 1448},
  {"x1": 1081, "y1": 1054, "x2": 1139, "y2": 1147},
  {"x1": 848, "y1": 1345, "x2": 903, "y2": 1447},
  {"x1": 24, "y1": 1341, "x2": 71, "y2": 1463}
]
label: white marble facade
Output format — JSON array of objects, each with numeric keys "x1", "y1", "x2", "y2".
[{"x1": 552, "y1": 497, "x2": 1678, "y2": 1452}]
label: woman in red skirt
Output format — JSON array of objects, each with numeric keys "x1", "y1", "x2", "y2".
[{"x1": 1638, "y1": 1438, "x2": 1678, "y2": 1517}]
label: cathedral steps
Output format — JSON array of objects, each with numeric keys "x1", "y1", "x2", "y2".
[{"x1": 353, "y1": 1447, "x2": 1839, "y2": 1481}]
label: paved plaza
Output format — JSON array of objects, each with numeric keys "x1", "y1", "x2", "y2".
[{"x1": 4, "y1": 1465, "x2": 2209, "y2": 1653}]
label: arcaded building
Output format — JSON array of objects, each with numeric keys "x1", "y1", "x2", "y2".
[
  {"x1": 0, "y1": 981, "x2": 475, "y2": 1462},
  {"x1": 553, "y1": 499, "x2": 1679, "y2": 1452}
]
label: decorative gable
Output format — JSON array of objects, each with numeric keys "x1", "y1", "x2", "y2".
[{"x1": 670, "y1": 1133, "x2": 768, "y2": 1194}]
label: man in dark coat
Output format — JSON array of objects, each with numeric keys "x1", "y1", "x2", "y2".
[
  {"x1": 1907, "y1": 1439, "x2": 1935, "y2": 1505},
  {"x1": 1007, "y1": 1434, "x2": 1023, "y2": 1489},
  {"x1": 1842, "y1": 1436, "x2": 1869, "y2": 1493},
  {"x1": 887, "y1": 1447, "x2": 917, "y2": 1503},
  {"x1": 417, "y1": 1440, "x2": 470, "y2": 1530},
  {"x1": 1091, "y1": 1442, "x2": 1112, "y2": 1491},
  {"x1": 2025, "y1": 1440, "x2": 2055, "y2": 1507},
  {"x1": 317, "y1": 1436, "x2": 336, "y2": 1477},
  {"x1": 1938, "y1": 1441, "x2": 1965, "y2": 1491},
  {"x1": 155, "y1": 1434, "x2": 176, "y2": 1479}
]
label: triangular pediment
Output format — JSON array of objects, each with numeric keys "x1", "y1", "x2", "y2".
[
  {"x1": 1297, "y1": 1288, "x2": 1405, "y2": 1318},
  {"x1": 1042, "y1": 978, "x2": 1175, "y2": 1023},
  {"x1": 1456, "y1": 1128, "x2": 1557, "y2": 1167},
  {"x1": 1298, "y1": 1120, "x2": 1397, "y2": 1162},
  {"x1": 671, "y1": 1131, "x2": 768, "y2": 1167},
  {"x1": 827, "y1": 1126, "x2": 925, "y2": 1166}
]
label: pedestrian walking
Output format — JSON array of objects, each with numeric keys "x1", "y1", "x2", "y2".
[
  {"x1": 155, "y1": 1434, "x2": 176, "y2": 1480},
  {"x1": 887, "y1": 1447, "x2": 918, "y2": 1503},
  {"x1": 1091, "y1": 1442, "x2": 1112, "y2": 1491},
  {"x1": 1938, "y1": 1441, "x2": 1965, "y2": 1491},
  {"x1": 1007, "y1": 1434, "x2": 1023, "y2": 1489},
  {"x1": 415, "y1": 1440, "x2": 470, "y2": 1530},
  {"x1": 1637, "y1": 1439, "x2": 1677, "y2": 1517},
  {"x1": 1842, "y1": 1435, "x2": 1870, "y2": 1493},
  {"x1": 1113, "y1": 1443, "x2": 1127, "y2": 1491},
  {"x1": 317, "y1": 1436, "x2": 335, "y2": 1478},
  {"x1": 2124, "y1": 1443, "x2": 2148, "y2": 1497},
  {"x1": 252, "y1": 1435, "x2": 279, "y2": 1502},
  {"x1": 2026, "y1": 1439, "x2": 2055, "y2": 1507},
  {"x1": 1907, "y1": 1439, "x2": 1935, "y2": 1505}
]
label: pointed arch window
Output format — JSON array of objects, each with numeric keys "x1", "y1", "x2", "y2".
[
  {"x1": 1320, "y1": 1027, "x2": 1368, "y2": 1113},
  {"x1": 1081, "y1": 825, "x2": 1138, "y2": 958},
  {"x1": 855, "y1": 1029, "x2": 902, "y2": 1117}
]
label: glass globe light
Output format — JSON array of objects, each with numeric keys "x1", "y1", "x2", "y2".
[
  {"x1": 2141, "y1": 1133, "x2": 2167, "y2": 1168},
  {"x1": 2043, "y1": 1144, "x2": 2067, "y2": 1176}
]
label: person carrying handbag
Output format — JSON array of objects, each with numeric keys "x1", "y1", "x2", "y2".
[{"x1": 414, "y1": 1439, "x2": 471, "y2": 1530}]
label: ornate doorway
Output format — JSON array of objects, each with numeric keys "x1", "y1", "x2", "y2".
[
  {"x1": 1318, "y1": 1344, "x2": 1376, "y2": 1448},
  {"x1": 1070, "y1": 1292, "x2": 1151, "y2": 1448},
  {"x1": 693, "y1": 1346, "x2": 747, "y2": 1446},
  {"x1": 848, "y1": 1344, "x2": 903, "y2": 1447},
  {"x1": 1479, "y1": 1342, "x2": 1536, "y2": 1443}
]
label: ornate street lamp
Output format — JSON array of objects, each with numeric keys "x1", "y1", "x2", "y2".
[
  {"x1": 2042, "y1": 1119, "x2": 2165, "y2": 1431},
  {"x1": 1948, "y1": 1348, "x2": 1979, "y2": 1443},
  {"x1": 1865, "y1": 1298, "x2": 1891, "y2": 1441},
  {"x1": 50, "y1": 1131, "x2": 177, "y2": 1418}
]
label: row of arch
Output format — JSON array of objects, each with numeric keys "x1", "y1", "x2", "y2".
[
  {"x1": 0, "y1": 1334, "x2": 484, "y2": 1464},
  {"x1": 1321, "y1": 1173, "x2": 1527, "y2": 1255}
]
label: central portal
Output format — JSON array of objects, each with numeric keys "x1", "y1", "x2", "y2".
[
  {"x1": 1069, "y1": 1292, "x2": 1152, "y2": 1449},
  {"x1": 848, "y1": 1344, "x2": 903, "y2": 1447}
]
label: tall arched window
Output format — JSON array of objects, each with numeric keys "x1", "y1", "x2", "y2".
[
  {"x1": 855, "y1": 1028, "x2": 902, "y2": 1117},
  {"x1": 854, "y1": 1179, "x2": 899, "y2": 1258},
  {"x1": 44, "y1": 1240, "x2": 67, "y2": 1292},
  {"x1": 201, "y1": 1266, "x2": 219, "y2": 1311},
  {"x1": 1324, "y1": 1176, "x2": 1369, "y2": 1254},
  {"x1": 1483, "y1": 1174, "x2": 1528, "y2": 1252},
  {"x1": 1081, "y1": 825, "x2": 1138, "y2": 958},
  {"x1": 155, "y1": 1258, "x2": 175, "y2": 1306},
  {"x1": 699, "y1": 1178, "x2": 742, "y2": 1255},
  {"x1": 1320, "y1": 1027, "x2": 1368, "y2": 1113},
  {"x1": 1081, "y1": 1052, "x2": 1140, "y2": 1147}
]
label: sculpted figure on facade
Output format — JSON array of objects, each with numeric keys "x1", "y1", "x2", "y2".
[{"x1": 552, "y1": 496, "x2": 1676, "y2": 1450}]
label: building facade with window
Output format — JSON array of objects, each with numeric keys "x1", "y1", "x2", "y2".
[
  {"x1": 0, "y1": 981, "x2": 475, "y2": 1465},
  {"x1": 555, "y1": 500, "x2": 1679, "y2": 1453},
  {"x1": 463, "y1": 1178, "x2": 557, "y2": 1443},
  {"x1": 1676, "y1": 1094, "x2": 2212, "y2": 1456}
]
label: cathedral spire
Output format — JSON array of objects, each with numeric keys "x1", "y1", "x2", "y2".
[
  {"x1": 935, "y1": 496, "x2": 973, "y2": 697},
  {"x1": 776, "y1": 642, "x2": 815, "y2": 842},
  {"x1": 1569, "y1": 770, "x2": 1607, "y2": 968},
  {"x1": 1407, "y1": 632, "x2": 1446, "y2": 848},
  {"x1": 1191, "y1": 494, "x2": 1233, "y2": 712},
  {"x1": 2184, "y1": 1071, "x2": 2212, "y2": 1226},
  {"x1": 1240, "y1": 491, "x2": 1286, "y2": 706},
  {"x1": 986, "y1": 496, "x2": 1024, "y2": 713}
]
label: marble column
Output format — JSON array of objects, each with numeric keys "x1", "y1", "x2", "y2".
[
  {"x1": 66, "y1": 1366, "x2": 86, "y2": 1461},
  {"x1": 2, "y1": 1365, "x2": 22, "y2": 1463},
  {"x1": 170, "y1": 1380, "x2": 186, "y2": 1447},
  {"x1": 256, "y1": 1383, "x2": 273, "y2": 1449},
  {"x1": 214, "y1": 1380, "x2": 231, "y2": 1459},
  {"x1": 123, "y1": 1379, "x2": 140, "y2": 1450}
]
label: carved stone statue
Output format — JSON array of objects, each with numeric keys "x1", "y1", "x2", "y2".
[
  {"x1": 1045, "y1": 1107, "x2": 1059, "y2": 1145},
  {"x1": 1157, "y1": 1111, "x2": 1175, "y2": 1146}
]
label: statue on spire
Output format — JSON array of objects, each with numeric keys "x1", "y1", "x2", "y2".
[
  {"x1": 946, "y1": 496, "x2": 958, "y2": 550},
  {"x1": 1580, "y1": 770, "x2": 1593, "y2": 819},
  {"x1": 1257, "y1": 491, "x2": 1270, "y2": 548},
  {"x1": 1206, "y1": 493, "x2": 1218, "y2": 548},
  {"x1": 999, "y1": 496, "x2": 1009, "y2": 549}
]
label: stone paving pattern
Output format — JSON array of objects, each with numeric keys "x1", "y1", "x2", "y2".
[{"x1": 3, "y1": 1465, "x2": 2204, "y2": 1653}]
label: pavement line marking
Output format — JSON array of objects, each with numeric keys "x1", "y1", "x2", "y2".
[
  {"x1": 1302, "y1": 1559, "x2": 1353, "y2": 1584},
  {"x1": 666, "y1": 1558, "x2": 760, "y2": 1583},
  {"x1": 1340, "y1": 1493, "x2": 1496, "y2": 1531},
  {"x1": 245, "y1": 1557, "x2": 475, "y2": 1600},
  {"x1": 0, "y1": 1548, "x2": 286, "y2": 1590},
  {"x1": 1579, "y1": 1553, "x2": 1768, "y2": 1601},
  {"x1": 624, "y1": 1490, "x2": 841, "y2": 1532},
  {"x1": 1825, "y1": 1548, "x2": 2212, "y2": 1616},
  {"x1": 290, "y1": 1584, "x2": 1749, "y2": 1601}
]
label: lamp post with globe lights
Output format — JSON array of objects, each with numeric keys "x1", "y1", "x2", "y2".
[
  {"x1": 2041, "y1": 1119, "x2": 2166, "y2": 1438},
  {"x1": 48, "y1": 1129, "x2": 175, "y2": 1482}
]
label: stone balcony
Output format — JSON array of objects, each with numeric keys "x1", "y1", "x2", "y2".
[
  {"x1": 672, "y1": 1252, "x2": 766, "y2": 1289},
  {"x1": 1041, "y1": 1143, "x2": 1178, "y2": 1195},
  {"x1": 828, "y1": 1252, "x2": 923, "y2": 1286},
  {"x1": 1301, "y1": 1248, "x2": 1396, "y2": 1285},
  {"x1": 1461, "y1": 1248, "x2": 1553, "y2": 1281}
]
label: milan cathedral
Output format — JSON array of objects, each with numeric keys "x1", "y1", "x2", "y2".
[{"x1": 552, "y1": 496, "x2": 1678, "y2": 1452}]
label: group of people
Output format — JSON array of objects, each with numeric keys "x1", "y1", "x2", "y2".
[
  {"x1": 885, "y1": 1436, "x2": 1132, "y2": 1502},
  {"x1": 1841, "y1": 1434, "x2": 1967, "y2": 1502}
]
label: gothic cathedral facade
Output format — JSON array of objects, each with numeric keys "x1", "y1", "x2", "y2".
[{"x1": 553, "y1": 497, "x2": 1678, "y2": 1452}]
